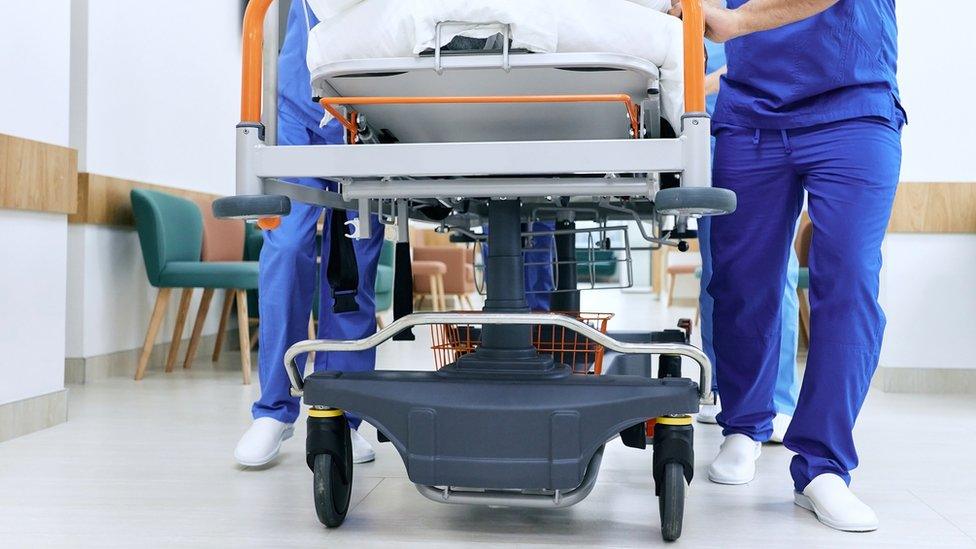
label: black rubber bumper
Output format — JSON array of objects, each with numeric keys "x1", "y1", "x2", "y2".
[
  {"x1": 212, "y1": 194, "x2": 291, "y2": 220},
  {"x1": 303, "y1": 369, "x2": 699, "y2": 491}
]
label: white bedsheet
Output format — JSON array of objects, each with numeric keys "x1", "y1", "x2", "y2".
[{"x1": 306, "y1": 0, "x2": 685, "y2": 129}]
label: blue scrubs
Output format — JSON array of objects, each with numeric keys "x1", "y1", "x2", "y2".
[
  {"x1": 253, "y1": 1, "x2": 384, "y2": 428},
  {"x1": 697, "y1": 40, "x2": 800, "y2": 414},
  {"x1": 709, "y1": 0, "x2": 905, "y2": 491}
]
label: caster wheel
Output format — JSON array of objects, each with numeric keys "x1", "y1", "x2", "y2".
[
  {"x1": 313, "y1": 452, "x2": 352, "y2": 528},
  {"x1": 658, "y1": 462, "x2": 686, "y2": 542}
]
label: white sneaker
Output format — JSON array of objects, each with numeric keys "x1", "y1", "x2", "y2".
[
  {"x1": 794, "y1": 474, "x2": 879, "y2": 532},
  {"x1": 707, "y1": 434, "x2": 761, "y2": 485},
  {"x1": 697, "y1": 395, "x2": 721, "y2": 424},
  {"x1": 235, "y1": 417, "x2": 295, "y2": 467},
  {"x1": 769, "y1": 413, "x2": 793, "y2": 444},
  {"x1": 351, "y1": 428, "x2": 376, "y2": 464}
]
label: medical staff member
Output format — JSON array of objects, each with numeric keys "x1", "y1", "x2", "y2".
[
  {"x1": 695, "y1": 37, "x2": 800, "y2": 443},
  {"x1": 672, "y1": 0, "x2": 905, "y2": 532},
  {"x1": 235, "y1": 0, "x2": 384, "y2": 467}
]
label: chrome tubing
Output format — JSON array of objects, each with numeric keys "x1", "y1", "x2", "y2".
[
  {"x1": 414, "y1": 446, "x2": 604, "y2": 509},
  {"x1": 284, "y1": 312, "x2": 712, "y2": 401}
]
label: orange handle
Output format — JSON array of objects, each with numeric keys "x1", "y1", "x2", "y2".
[
  {"x1": 241, "y1": 0, "x2": 275, "y2": 123},
  {"x1": 681, "y1": 0, "x2": 707, "y2": 113}
]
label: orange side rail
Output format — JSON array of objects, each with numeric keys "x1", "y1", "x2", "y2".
[
  {"x1": 241, "y1": 0, "x2": 275, "y2": 124},
  {"x1": 681, "y1": 0, "x2": 707, "y2": 113},
  {"x1": 320, "y1": 94, "x2": 642, "y2": 142}
]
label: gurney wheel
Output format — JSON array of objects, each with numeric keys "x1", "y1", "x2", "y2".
[
  {"x1": 313, "y1": 452, "x2": 352, "y2": 528},
  {"x1": 658, "y1": 462, "x2": 685, "y2": 542}
]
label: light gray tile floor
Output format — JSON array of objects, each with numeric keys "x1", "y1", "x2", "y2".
[{"x1": 1, "y1": 292, "x2": 974, "y2": 548}]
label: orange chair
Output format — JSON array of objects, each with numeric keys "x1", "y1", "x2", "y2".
[
  {"x1": 180, "y1": 197, "x2": 258, "y2": 380},
  {"x1": 413, "y1": 246, "x2": 477, "y2": 310}
]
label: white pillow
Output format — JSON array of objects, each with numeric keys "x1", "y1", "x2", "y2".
[
  {"x1": 624, "y1": 0, "x2": 671, "y2": 11},
  {"x1": 305, "y1": 0, "x2": 364, "y2": 21}
]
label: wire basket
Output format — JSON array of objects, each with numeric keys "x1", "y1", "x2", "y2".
[{"x1": 431, "y1": 312, "x2": 614, "y2": 374}]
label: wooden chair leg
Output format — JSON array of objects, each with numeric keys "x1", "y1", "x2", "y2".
[
  {"x1": 798, "y1": 288, "x2": 811, "y2": 347},
  {"x1": 212, "y1": 290, "x2": 236, "y2": 362},
  {"x1": 376, "y1": 315, "x2": 385, "y2": 329},
  {"x1": 235, "y1": 289, "x2": 252, "y2": 385},
  {"x1": 183, "y1": 288, "x2": 215, "y2": 369},
  {"x1": 249, "y1": 319, "x2": 260, "y2": 350},
  {"x1": 165, "y1": 289, "x2": 194, "y2": 373},
  {"x1": 436, "y1": 276, "x2": 447, "y2": 311},
  {"x1": 307, "y1": 315, "x2": 317, "y2": 368},
  {"x1": 428, "y1": 275, "x2": 440, "y2": 312},
  {"x1": 136, "y1": 288, "x2": 172, "y2": 381},
  {"x1": 667, "y1": 273, "x2": 677, "y2": 307}
]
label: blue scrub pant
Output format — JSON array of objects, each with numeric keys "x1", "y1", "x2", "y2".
[
  {"x1": 698, "y1": 216, "x2": 800, "y2": 414},
  {"x1": 709, "y1": 118, "x2": 901, "y2": 491},
  {"x1": 253, "y1": 107, "x2": 384, "y2": 428}
]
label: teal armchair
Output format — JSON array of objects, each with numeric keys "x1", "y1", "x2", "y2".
[{"x1": 131, "y1": 189, "x2": 258, "y2": 383}]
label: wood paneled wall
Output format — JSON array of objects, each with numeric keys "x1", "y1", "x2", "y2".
[
  {"x1": 0, "y1": 133, "x2": 78, "y2": 215},
  {"x1": 69, "y1": 173, "x2": 222, "y2": 227},
  {"x1": 888, "y1": 182, "x2": 976, "y2": 233}
]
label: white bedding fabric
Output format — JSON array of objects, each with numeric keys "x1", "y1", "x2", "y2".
[{"x1": 306, "y1": 0, "x2": 684, "y2": 129}]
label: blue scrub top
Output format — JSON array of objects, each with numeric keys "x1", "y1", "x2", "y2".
[
  {"x1": 277, "y1": 0, "x2": 342, "y2": 138},
  {"x1": 704, "y1": 40, "x2": 726, "y2": 116},
  {"x1": 714, "y1": 0, "x2": 906, "y2": 129}
]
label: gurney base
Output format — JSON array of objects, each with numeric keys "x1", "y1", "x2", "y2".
[{"x1": 302, "y1": 368, "x2": 699, "y2": 491}]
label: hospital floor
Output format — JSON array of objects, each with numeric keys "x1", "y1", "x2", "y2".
[{"x1": 2, "y1": 292, "x2": 975, "y2": 548}]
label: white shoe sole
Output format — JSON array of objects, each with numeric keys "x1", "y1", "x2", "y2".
[
  {"x1": 235, "y1": 425, "x2": 295, "y2": 467},
  {"x1": 696, "y1": 414, "x2": 718, "y2": 425},
  {"x1": 353, "y1": 450, "x2": 376, "y2": 464},
  {"x1": 794, "y1": 492, "x2": 879, "y2": 532},
  {"x1": 707, "y1": 470, "x2": 755, "y2": 485}
]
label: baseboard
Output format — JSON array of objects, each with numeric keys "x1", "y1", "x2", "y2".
[
  {"x1": 65, "y1": 329, "x2": 246, "y2": 385},
  {"x1": 0, "y1": 389, "x2": 68, "y2": 443},
  {"x1": 876, "y1": 367, "x2": 976, "y2": 394}
]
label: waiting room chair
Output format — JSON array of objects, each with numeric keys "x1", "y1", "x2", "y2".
[
  {"x1": 413, "y1": 246, "x2": 476, "y2": 310},
  {"x1": 131, "y1": 189, "x2": 258, "y2": 384},
  {"x1": 796, "y1": 218, "x2": 813, "y2": 347}
]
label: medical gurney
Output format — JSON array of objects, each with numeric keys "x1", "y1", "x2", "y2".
[{"x1": 218, "y1": 0, "x2": 734, "y2": 541}]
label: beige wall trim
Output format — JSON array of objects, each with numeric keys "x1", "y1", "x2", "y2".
[
  {"x1": 0, "y1": 389, "x2": 68, "y2": 443},
  {"x1": 0, "y1": 133, "x2": 78, "y2": 215},
  {"x1": 888, "y1": 182, "x2": 976, "y2": 233},
  {"x1": 70, "y1": 172, "x2": 222, "y2": 227},
  {"x1": 876, "y1": 367, "x2": 976, "y2": 395},
  {"x1": 66, "y1": 330, "x2": 247, "y2": 384}
]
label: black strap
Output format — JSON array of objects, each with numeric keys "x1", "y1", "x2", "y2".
[
  {"x1": 326, "y1": 209, "x2": 360, "y2": 314},
  {"x1": 391, "y1": 241, "x2": 415, "y2": 341}
]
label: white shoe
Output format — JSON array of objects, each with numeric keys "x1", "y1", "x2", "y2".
[
  {"x1": 769, "y1": 413, "x2": 793, "y2": 444},
  {"x1": 235, "y1": 417, "x2": 294, "y2": 467},
  {"x1": 697, "y1": 394, "x2": 721, "y2": 424},
  {"x1": 794, "y1": 474, "x2": 879, "y2": 532},
  {"x1": 351, "y1": 428, "x2": 375, "y2": 464},
  {"x1": 707, "y1": 434, "x2": 761, "y2": 485}
]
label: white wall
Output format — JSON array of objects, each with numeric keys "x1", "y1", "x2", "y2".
[
  {"x1": 897, "y1": 1, "x2": 976, "y2": 183},
  {"x1": 878, "y1": 2, "x2": 976, "y2": 372},
  {"x1": 66, "y1": 1, "x2": 244, "y2": 360},
  {"x1": 0, "y1": 2, "x2": 72, "y2": 405},
  {"x1": 0, "y1": 213, "x2": 68, "y2": 405},
  {"x1": 83, "y1": 0, "x2": 241, "y2": 193},
  {"x1": 0, "y1": 0, "x2": 72, "y2": 146},
  {"x1": 880, "y1": 235, "x2": 976, "y2": 370}
]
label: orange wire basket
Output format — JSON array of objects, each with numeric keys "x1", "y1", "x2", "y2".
[{"x1": 431, "y1": 312, "x2": 614, "y2": 374}]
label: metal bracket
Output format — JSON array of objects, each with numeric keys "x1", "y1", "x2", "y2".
[{"x1": 434, "y1": 21, "x2": 512, "y2": 74}]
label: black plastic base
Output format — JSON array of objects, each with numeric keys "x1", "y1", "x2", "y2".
[
  {"x1": 303, "y1": 369, "x2": 699, "y2": 491},
  {"x1": 212, "y1": 194, "x2": 291, "y2": 220}
]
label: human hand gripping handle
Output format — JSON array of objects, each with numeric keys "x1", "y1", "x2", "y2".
[{"x1": 670, "y1": 0, "x2": 841, "y2": 43}]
